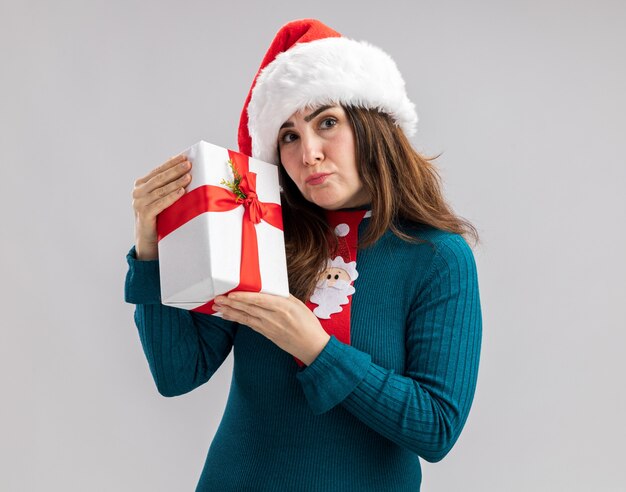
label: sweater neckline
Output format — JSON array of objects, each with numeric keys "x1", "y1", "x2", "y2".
[{"x1": 332, "y1": 203, "x2": 372, "y2": 212}]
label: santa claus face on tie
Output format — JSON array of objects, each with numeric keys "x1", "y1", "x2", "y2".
[
  {"x1": 321, "y1": 267, "x2": 352, "y2": 287},
  {"x1": 309, "y1": 256, "x2": 358, "y2": 319}
]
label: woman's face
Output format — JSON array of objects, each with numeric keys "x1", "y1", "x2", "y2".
[{"x1": 277, "y1": 105, "x2": 370, "y2": 210}]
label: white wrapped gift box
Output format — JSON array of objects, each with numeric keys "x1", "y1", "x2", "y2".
[{"x1": 156, "y1": 140, "x2": 289, "y2": 313}]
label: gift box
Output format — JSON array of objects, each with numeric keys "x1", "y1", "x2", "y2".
[{"x1": 156, "y1": 140, "x2": 289, "y2": 315}]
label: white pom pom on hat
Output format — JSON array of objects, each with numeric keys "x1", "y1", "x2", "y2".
[{"x1": 237, "y1": 18, "x2": 418, "y2": 165}]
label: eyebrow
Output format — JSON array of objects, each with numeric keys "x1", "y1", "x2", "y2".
[
  {"x1": 279, "y1": 105, "x2": 333, "y2": 129},
  {"x1": 304, "y1": 105, "x2": 332, "y2": 122}
]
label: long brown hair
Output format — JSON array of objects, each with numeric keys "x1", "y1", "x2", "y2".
[{"x1": 279, "y1": 105, "x2": 480, "y2": 301}]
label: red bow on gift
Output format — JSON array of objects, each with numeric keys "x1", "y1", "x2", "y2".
[{"x1": 157, "y1": 150, "x2": 284, "y2": 314}]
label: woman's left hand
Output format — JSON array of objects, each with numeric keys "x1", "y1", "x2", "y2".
[{"x1": 213, "y1": 292, "x2": 331, "y2": 366}]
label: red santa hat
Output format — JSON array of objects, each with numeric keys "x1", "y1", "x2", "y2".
[{"x1": 238, "y1": 18, "x2": 418, "y2": 165}]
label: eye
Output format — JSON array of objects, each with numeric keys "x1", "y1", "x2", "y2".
[
  {"x1": 327, "y1": 274, "x2": 332, "y2": 280},
  {"x1": 279, "y1": 132, "x2": 298, "y2": 145},
  {"x1": 334, "y1": 274, "x2": 339, "y2": 280},
  {"x1": 320, "y1": 117, "x2": 337, "y2": 129}
]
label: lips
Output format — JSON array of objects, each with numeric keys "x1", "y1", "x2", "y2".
[{"x1": 305, "y1": 173, "x2": 331, "y2": 185}]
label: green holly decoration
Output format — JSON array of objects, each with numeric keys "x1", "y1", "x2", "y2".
[{"x1": 220, "y1": 159, "x2": 247, "y2": 201}]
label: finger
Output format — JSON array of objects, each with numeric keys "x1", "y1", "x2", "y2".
[
  {"x1": 216, "y1": 297, "x2": 274, "y2": 320},
  {"x1": 133, "y1": 164, "x2": 191, "y2": 203},
  {"x1": 225, "y1": 292, "x2": 284, "y2": 311},
  {"x1": 133, "y1": 171, "x2": 188, "y2": 213},
  {"x1": 219, "y1": 304, "x2": 262, "y2": 329},
  {"x1": 219, "y1": 299, "x2": 277, "y2": 319},
  {"x1": 135, "y1": 154, "x2": 187, "y2": 186},
  {"x1": 144, "y1": 185, "x2": 187, "y2": 217},
  {"x1": 147, "y1": 171, "x2": 191, "y2": 201},
  {"x1": 141, "y1": 159, "x2": 192, "y2": 195}
]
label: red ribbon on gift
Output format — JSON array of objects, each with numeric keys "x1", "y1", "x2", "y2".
[{"x1": 157, "y1": 150, "x2": 283, "y2": 314}]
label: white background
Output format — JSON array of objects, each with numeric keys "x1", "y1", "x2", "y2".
[{"x1": 1, "y1": 0, "x2": 625, "y2": 490}]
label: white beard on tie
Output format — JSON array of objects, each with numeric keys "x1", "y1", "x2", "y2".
[{"x1": 310, "y1": 279, "x2": 356, "y2": 319}]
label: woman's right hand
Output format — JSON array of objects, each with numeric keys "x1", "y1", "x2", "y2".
[{"x1": 132, "y1": 154, "x2": 192, "y2": 260}]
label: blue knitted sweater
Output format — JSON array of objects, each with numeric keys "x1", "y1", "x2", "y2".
[{"x1": 124, "y1": 217, "x2": 482, "y2": 491}]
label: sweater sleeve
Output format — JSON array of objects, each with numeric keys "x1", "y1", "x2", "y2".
[
  {"x1": 295, "y1": 235, "x2": 482, "y2": 462},
  {"x1": 124, "y1": 246, "x2": 238, "y2": 397}
]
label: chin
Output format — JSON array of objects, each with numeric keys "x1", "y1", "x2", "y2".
[
  {"x1": 303, "y1": 193, "x2": 336, "y2": 210},
  {"x1": 307, "y1": 195, "x2": 343, "y2": 210}
]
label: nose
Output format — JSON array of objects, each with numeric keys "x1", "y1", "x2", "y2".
[{"x1": 301, "y1": 134, "x2": 324, "y2": 167}]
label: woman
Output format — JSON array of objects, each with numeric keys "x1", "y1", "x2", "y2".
[{"x1": 126, "y1": 19, "x2": 482, "y2": 491}]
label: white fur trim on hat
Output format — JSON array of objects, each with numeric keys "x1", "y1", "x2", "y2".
[{"x1": 247, "y1": 37, "x2": 418, "y2": 164}]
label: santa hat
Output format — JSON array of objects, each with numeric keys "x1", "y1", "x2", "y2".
[
  {"x1": 238, "y1": 18, "x2": 418, "y2": 165},
  {"x1": 328, "y1": 221, "x2": 359, "y2": 280}
]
